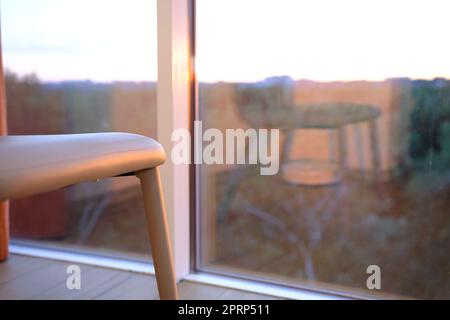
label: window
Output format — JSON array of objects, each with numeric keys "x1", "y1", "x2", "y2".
[
  {"x1": 196, "y1": 0, "x2": 450, "y2": 299},
  {"x1": 2, "y1": 0, "x2": 158, "y2": 260}
]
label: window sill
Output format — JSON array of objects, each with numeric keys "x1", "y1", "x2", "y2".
[{"x1": 9, "y1": 243, "x2": 349, "y2": 300}]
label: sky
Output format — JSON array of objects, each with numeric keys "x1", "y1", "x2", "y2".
[
  {"x1": 1, "y1": 0, "x2": 158, "y2": 82},
  {"x1": 2, "y1": 0, "x2": 450, "y2": 83}
]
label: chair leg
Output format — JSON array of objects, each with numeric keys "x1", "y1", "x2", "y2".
[
  {"x1": 0, "y1": 201, "x2": 9, "y2": 262},
  {"x1": 136, "y1": 168, "x2": 178, "y2": 300}
]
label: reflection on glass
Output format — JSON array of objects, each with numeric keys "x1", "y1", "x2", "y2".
[
  {"x1": 1, "y1": 0, "x2": 157, "y2": 259},
  {"x1": 197, "y1": 0, "x2": 450, "y2": 298}
]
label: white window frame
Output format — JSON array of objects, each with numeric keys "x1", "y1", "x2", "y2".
[{"x1": 156, "y1": 0, "x2": 191, "y2": 281}]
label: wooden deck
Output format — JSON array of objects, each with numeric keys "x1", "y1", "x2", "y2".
[{"x1": 0, "y1": 254, "x2": 279, "y2": 300}]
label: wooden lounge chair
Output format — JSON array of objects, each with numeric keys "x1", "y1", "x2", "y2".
[{"x1": 0, "y1": 133, "x2": 178, "y2": 300}]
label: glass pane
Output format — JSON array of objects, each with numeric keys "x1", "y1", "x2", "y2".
[
  {"x1": 196, "y1": 0, "x2": 450, "y2": 298},
  {"x1": 1, "y1": 0, "x2": 157, "y2": 260}
]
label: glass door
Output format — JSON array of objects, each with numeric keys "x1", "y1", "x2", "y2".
[{"x1": 195, "y1": 0, "x2": 450, "y2": 299}]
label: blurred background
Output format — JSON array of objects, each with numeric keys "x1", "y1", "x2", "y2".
[{"x1": 2, "y1": 0, "x2": 449, "y2": 299}]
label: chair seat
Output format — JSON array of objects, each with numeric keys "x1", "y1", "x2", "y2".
[{"x1": 0, "y1": 132, "x2": 165, "y2": 201}]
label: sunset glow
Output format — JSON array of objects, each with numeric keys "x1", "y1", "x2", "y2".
[
  {"x1": 197, "y1": 0, "x2": 450, "y2": 82},
  {"x1": 2, "y1": 0, "x2": 450, "y2": 82},
  {"x1": 1, "y1": 0, "x2": 158, "y2": 82}
]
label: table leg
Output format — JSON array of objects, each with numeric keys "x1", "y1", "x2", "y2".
[
  {"x1": 337, "y1": 127, "x2": 348, "y2": 178},
  {"x1": 368, "y1": 119, "x2": 381, "y2": 180},
  {"x1": 281, "y1": 129, "x2": 294, "y2": 164}
]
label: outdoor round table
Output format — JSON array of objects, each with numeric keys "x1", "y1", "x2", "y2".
[{"x1": 241, "y1": 103, "x2": 381, "y2": 185}]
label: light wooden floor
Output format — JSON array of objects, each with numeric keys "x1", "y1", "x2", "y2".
[{"x1": 0, "y1": 254, "x2": 280, "y2": 300}]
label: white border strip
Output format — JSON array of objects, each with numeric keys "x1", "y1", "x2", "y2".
[
  {"x1": 185, "y1": 273, "x2": 347, "y2": 300},
  {"x1": 9, "y1": 244, "x2": 155, "y2": 274}
]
